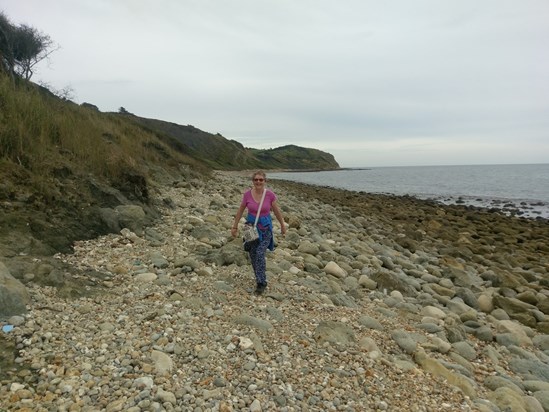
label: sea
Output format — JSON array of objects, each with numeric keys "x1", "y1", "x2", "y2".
[{"x1": 269, "y1": 163, "x2": 549, "y2": 220}]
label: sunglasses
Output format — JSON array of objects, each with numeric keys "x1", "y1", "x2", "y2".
[{"x1": 253, "y1": 178, "x2": 265, "y2": 182}]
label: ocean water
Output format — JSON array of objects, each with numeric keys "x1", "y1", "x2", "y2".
[{"x1": 269, "y1": 164, "x2": 549, "y2": 220}]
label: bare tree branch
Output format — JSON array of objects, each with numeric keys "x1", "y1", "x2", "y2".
[{"x1": 0, "y1": 13, "x2": 59, "y2": 81}]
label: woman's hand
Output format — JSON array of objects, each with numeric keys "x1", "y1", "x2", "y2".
[{"x1": 231, "y1": 226, "x2": 238, "y2": 238}]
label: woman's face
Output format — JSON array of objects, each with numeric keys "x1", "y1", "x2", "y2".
[{"x1": 252, "y1": 174, "x2": 266, "y2": 188}]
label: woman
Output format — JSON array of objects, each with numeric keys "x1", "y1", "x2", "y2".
[{"x1": 231, "y1": 170, "x2": 286, "y2": 294}]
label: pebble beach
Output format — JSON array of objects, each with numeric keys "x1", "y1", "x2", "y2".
[{"x1": 2, "y1": 170, "x2": 549, "y2": 411}]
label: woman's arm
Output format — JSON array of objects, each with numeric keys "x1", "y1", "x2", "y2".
[
  {"x1": 271, "y1": 201, "x2": 286, "y2": 235},
  {"x1": 231, "y1": 203, "x2": 247, "y2": 237}
]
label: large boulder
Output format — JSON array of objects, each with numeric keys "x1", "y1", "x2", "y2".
[
  {"x1": 370, "y1": 269, "x2": 417, "y2": 296},
  {"x1": 313, "y1": 321, "x2": 355, "y2": 346},
  {"x1": 115, "y1": 205, "x2": 146, "y2": 235},
  {"x1": 0, "y1": 261, "x2": 31, "y2": 318}
]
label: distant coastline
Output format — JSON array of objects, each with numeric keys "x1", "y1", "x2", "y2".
[
  {"x1": 268, "y1": 164, "x2": 549, "y2": 220},
  {"x1": 263, "y1": 167, "x2": 372, "y2": 173}
]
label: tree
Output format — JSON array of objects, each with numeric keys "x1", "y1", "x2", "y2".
[
  {"x1": 12, "y1": 24, "x2": 58, "y2": 80},
  {"x1": 0, "y1": 11, "x2": 58, "y2": 81},
  {"x1": 0, "y1": 12, "x2": 15, "y2": 78}
]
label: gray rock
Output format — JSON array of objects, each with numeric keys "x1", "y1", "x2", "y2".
[
  {"x1": 443, "y1": 267, "x2": 483, "y2": 289},
  {"x1": 508, "y1": 346, "x2": 539, "y2": 361},
  {"x1": 99, "y1": 207, "x2": 121, "y2": 233},
  {"x1": 508, "y1": 358, "x2": 549, "y2": 381},
  {"x1": 266, "y1": 306, "x2": 284, "y2": 321},
  {"x1": 376, "y1": 307, "x2": 397, "y2": 318},
  {"x1": 524, "y1": 396, "x2": 545, "y2": 412},
  {"x1": 440, "y1": 358, "x2": 474, "y2": 379},
  {"x1": 395, "y1": 301, "x2": 421, "y2": 314},
  {"x1": 190, "y1": 225, "x2": 220, "y2": 242},
  {"x1": 329, "y1": 293, "x2": 358, "y2": 308},
  {"x1": 446, "y1": 299, "x2": 473, "y2": 315},
  {"x1": 416, "y1": 323, "x2": 443, "y2": 333},
  {"x1": 391, "y1": 330, "x2": 417, "y2": 354},
  {"x1": 523, "y1": 380, "x2": 549, "y2": 393},
  {"x1": 214, "y1": 281, "x2": 234, "y2": 292},
  {"x1": 116, "y1": 205, "x2": 146, "y2": 235},
  {"x1": 532, "y1": 391, "x2": 549, "y2": 412},
  {"x1": 313, "y1": 321, "x2": 355, "y2": 346},
  {"x1": 0, "y1": 261, "x2": 30, "y2": 317},
  {"x1": 155, "y1": 388, "x2": 177, "y2": 405},
  {"x1": 413, "y1": 350, "x2": 477, "y2": 399},
  {"x1": 358, "y1": 315, "x2": 384, "y2": 330},
  {"x1": 493, "y1": 295, "x2": 537, "y2": 314},
  {"x1": 145, "y1": 228, "x2": 165, "y2": 243},
  {"x1": 343, "y1": 276, "x2": 359, "y2": 290},
  {"x1": 370, "y1": 269, "x2": 417, "y2": 296},
  {"x1": 478, "y1": 294, "x2": 494, "y2": 313},
  {"x1": 491, "y1": 308, "x2": 511, "y2": 320},
  {"x1": 483, "y1": 375, "x2": 524, "y2": 394},
  {"x1": 445, "y1": 325, "x2": 468, "y2": 343},
  {"x1": 451, "y1": 341, "x2": 477, "y2": 360},
  {"x1": 298, "y1": 277, "x2": 333, "y2": 294},
  {"x1": 532, "y1": 335, "x2": 549, "y2": 351},
  {"x1": 516, "y1": 290, "x2": 539, "y2": 305},
  {"x1": 455, "y1": 287, "x2": 480, "y2": 309},
  {"x1": 233, "y1": 314, "x2": 273, "y2": 333},
  {"x1": 151, "y1": 256, "x2": 169, "y2": 269},
  {"x1": 150, "y1": 350, "x2": 173, "y2": 375},
  {"x1": 324, "y1": 261, "x2": 347, "y2": 278},
  {"x1": 7, "y1": 315, "x2": 25, "y2": 326},
  {"x1": 428, "y1": 283, "x2": 456, "y2": 298},
  {"x1": 298, "y1": 240, "x2": 320, "y2": 256},
  {"x1": 134, "y1": 272, "x2": 157, "y2": 283},
  {"x1": 487, "y1": 387, "x2": 529, "y2": 412},
  {"x1": 496, "y1": 333, "x2": 522, "y2": 348},
  {"x1": 474, "y1": 326, "x2": 494, "y2": 342},
  {"x1": 421, "y1": 305, "x2": 446, "y2": 320},
  {"x1": 174, "y1": 257, "x2": 201, "y2": 270}
]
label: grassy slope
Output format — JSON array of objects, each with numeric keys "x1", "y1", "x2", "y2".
[
  {"x1": 120, "y1": 115, "x2": 340, "y2": 171},
  {"x1": 0, "y1": 77, "x2": 209, "y2": 256}
]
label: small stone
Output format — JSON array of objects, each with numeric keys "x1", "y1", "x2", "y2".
[{"x1": 250, "y1": 399, "x2": 262, "y2": 412}]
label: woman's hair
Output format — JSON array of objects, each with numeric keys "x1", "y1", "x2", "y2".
[{"x1": 252, "y1": 170, "x2": 267, "y2": 180}]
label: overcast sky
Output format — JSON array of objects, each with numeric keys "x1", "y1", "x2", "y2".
[{"x1": 3, "y1": 0, "x2": 549, "y2": 167}]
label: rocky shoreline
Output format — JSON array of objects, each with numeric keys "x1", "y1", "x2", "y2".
[{"x1": 1, "y1": 171, "x2": 549, "y2": 411}]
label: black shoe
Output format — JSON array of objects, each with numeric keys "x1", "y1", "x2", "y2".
[{"x1": 254, "y1": 283, "x2": 267, "y2": 295}]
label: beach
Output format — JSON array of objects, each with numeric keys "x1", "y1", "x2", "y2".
[{"x1": 1, "y1": 170, "x2": 549, "y2": 411}]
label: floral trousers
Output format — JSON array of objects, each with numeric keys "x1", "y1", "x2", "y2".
[{"x1": 248, "y1": 229, "x2": 272, "y2": 286}]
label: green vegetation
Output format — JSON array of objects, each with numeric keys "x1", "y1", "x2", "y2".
[
  {"x1": 0, "y1": 74, "x2": 210, "y2": 255},
  {"x1": 0, "y1": 75, "x2": 207, "y2": 204},
  {"x1": 250, "y1": 144, "x2": 339, "y2": 170},
  {"x1": 122, "y1": 115, "x2": 340, "y2": 171}
]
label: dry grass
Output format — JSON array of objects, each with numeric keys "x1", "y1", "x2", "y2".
[{"x1": 0, "y1": 75, "x2": 207, "y2": 201}]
